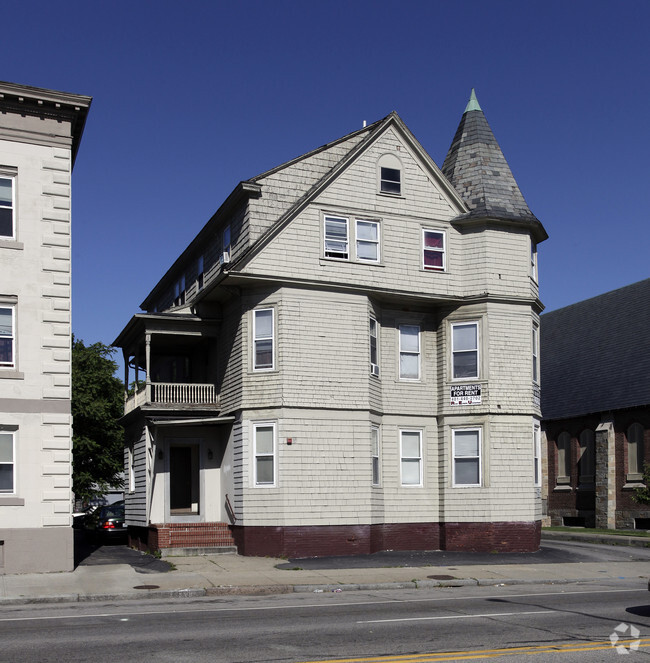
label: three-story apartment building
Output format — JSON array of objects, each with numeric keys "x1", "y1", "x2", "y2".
[
  {"x1": 0, "y1": 81, "x2": 91, "y2": 573},
  {"x1": 115, "y1": 91, "x2": 547, "y2": 557}
]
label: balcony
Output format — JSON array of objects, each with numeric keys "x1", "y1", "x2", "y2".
[{"x1": 125, "y1": 382, "x2": 219, "y2": 415}]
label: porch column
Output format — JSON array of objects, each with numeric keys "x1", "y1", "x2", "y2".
[
  {"x1": 145, "y1": 332, "x2": 152, "y2": 403},
  {"x1": 122, "y1": 348, "x2": 129, "y2": 405},
  {"x1": 595, "y1": 416, "x2": 616, "y2": 529}
]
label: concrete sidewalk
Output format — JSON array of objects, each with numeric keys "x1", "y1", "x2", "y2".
[{"x1": 0, "y1": 533, "x2": 648, "y2": 605}]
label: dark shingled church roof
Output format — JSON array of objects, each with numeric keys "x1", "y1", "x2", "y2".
[
  {"x1": 541, "y1": 278, "x2": 650, "y2": 421},
  {"x1": 442, "y1": 90, "x2": 547, "y2": 242}
]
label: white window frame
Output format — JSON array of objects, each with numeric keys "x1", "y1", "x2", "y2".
[
  {"x1": 127, "y1": 443, "x2": 135, "y2": 493},
  {"x1": 324, "y1": 215, "x2": 349, "y2": 260},
  {"x1": 422, "y1": 228, "x2": 446, "y2": 272},
  {"x1": 253, "y1": 422, "x2": 276, "y2": 487},
  {"x1": 371, "y1": 425, "x2": 380, "y2": 486},
  {"x1": 0, "y1": 175, "x2": 15, "y2": 240},
  {"x1": 399, "y1": 324, "x2": 421, "y2": 380},
  {"x1": 451, "y1": 321, "x2": 479, "y2": 380},
  {"x1": 355, "y1": 219, "x2": 380, "y2": 263},
  {"x1": 369, "y1": 317, "x2": 379, "y2": 376},
  {"x1": 0, "y1": 430, "x2": 15, "y2": 494},
  {"x1": 253, "y1": 308, "x2": 275, "y2": 371},
  {"x1": 533, "y1": 424, "x2": 541, "y2": 487},
  {"x1": 532, "y1": 323, "x2": 539, "y2": 385},
  {"x1": 452, "y1": 427, "x2": 482, "y2": 487},
  {"x1": 379, "y1": 166, "x2": 401, "y2": 195},
  {"x1": 530, "y1": 239, "x2": 538, "y2": 281},
  {"x1": 400, "y1": 429, "x2": 422, "y2": 487},
  {"x1": 0, "y1": 305, "x2": 15, "y2": 369}
]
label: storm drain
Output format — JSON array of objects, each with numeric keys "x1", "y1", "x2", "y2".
[
  {"x1": 133, "y1": 585, "x2": 160, "y2": 590},
  {"x1": 427, "y1": 575, "x2": 457, "y2": 580}
]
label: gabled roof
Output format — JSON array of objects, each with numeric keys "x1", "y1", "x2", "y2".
[
  {"x1": 225, "y1": 111, "x2": 467, "y2": 273},
  {"x1": 541, "y1": 278, "x2": 650, "y2": 421},
  {"x1": 442, "y1": 90, "x2": 547, "y2": 243}
]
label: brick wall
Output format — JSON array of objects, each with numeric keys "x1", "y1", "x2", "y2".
[
  {"x1": 128, "y1": 523, "x2": 235, "y2": 552},
  {"x1": 232, "y1": 521, "x2": 538, "y2": 557}
]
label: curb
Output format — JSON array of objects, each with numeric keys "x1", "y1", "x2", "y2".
[
  {"x1": 0, "y1": 576, "x2": 610, "y2": 606},
  {"x1": 541, "y1": 531, "x2": 650, "y2": 548}
]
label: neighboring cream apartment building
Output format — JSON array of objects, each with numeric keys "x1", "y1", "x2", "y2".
[
  {"x1": 116, "y1": 91, "x2": 548, "y2": 557},
  {"x1": 0, "y1": 82, "x2": 91, "y2": 573}
]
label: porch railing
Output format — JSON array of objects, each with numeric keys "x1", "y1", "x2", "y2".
[{"x1": 124, "y1": 382, "x2": 219, "y2": 414}]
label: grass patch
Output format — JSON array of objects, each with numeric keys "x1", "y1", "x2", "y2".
[{"x1": 543, "y1": 526, "x2": 650, "y2": 538}]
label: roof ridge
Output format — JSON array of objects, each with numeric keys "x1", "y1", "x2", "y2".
[
  {"x1": 543, "y1": 277, "x2": 650, "y2": 317},
  {"x1": 248, "y1": 114, "x2": 389, "y2": 183}
]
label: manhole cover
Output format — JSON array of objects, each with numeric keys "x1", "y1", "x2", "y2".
[
  {"x1": 427, "y1": 575, "x2": 457, "y2": 580},
  {"x1": 133, "y1": 585, "x2": 160, "y2": 590}
]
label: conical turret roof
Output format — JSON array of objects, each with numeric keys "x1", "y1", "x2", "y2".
[{"x1": 442, "y1": 90, "x2": 547, "y2": 241}]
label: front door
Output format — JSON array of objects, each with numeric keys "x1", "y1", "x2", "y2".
[{"x1": 169, "y1": 444, "x2": 200, "y2": 515}]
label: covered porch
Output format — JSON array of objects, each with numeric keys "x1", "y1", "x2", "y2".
[{"x1": 115, "y1": 312, "x2": 221, "y2": 415}]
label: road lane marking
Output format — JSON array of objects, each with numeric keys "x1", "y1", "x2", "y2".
[
  {"x1": 0, "y1": 587, "x2": 642, "y2": 623},
  {"x1": 358, "y1": 609, "x2": 553, "y2": 624},
  {"x1": 296, "y1": 638, "x2": 650, "y2": 663}
]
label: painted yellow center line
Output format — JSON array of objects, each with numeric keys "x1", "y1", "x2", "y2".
[{"x1": 296, "y1": 638, "x2": 650, "y2": 663}]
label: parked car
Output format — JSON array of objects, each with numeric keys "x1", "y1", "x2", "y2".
[
  {"x1": 84, "y1": 501, "x2": 127, "y2": 544},
  {"x1": 72, "y1": 504, "x2": 98, "y2": 529}
]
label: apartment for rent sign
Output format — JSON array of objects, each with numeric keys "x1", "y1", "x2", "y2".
[{"x1": 450, "y1": 384, "x2": 481, "y2": 405}]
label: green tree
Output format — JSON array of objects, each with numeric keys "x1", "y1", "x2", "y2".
[{"x1": 72, "y1": 337, "x2": 124, "y2": 503}]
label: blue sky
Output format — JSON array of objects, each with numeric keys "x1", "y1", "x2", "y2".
[{"x1": 3, "y1": 0, "x2": 649, "y2": 355}]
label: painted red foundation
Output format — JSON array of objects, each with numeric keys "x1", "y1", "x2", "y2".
[
  {"x1": 130, "y1": 521, "x2": 541, "y2": 556},
  {"x1": 231, "y1": 521, "x2": 541, "y2": 557}
]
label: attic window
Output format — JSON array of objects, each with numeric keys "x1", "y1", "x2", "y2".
[
  {"x1": 378, "y1": 154, "x2": 403, "y2": 196},
  {"x1": 380, "y1": 167, "x2": 401, "y2": 194}
]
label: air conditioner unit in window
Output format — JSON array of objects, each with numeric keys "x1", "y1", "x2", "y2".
[
  {"x1": 371, "y1": 364, "x2": 380, "y2": 377},
  {"x1": 219, "y1": 252, "x2": 230, "y2": 265}
]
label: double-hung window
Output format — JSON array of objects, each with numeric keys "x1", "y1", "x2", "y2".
[
  {"x1": 423, "y1": 229, "x2": 445, "y2": 271},
  {"x1": 530, "y1": 240, "x2": 538, "y2": 281},
  {"x1": 174, "y1": 276, "x2": 186, "y2": 307},
  {"x1": 253, "y1": 308, "x2": 274, "y2": 371},
  {"x1": 400, "y1": 430, "x2": 422, "y2": 486},
  {"x1": 254, "y1": 423, "x2": 276, "y2": 486},
  {"x1": 453, "y1": 428, "x2": 481, "y2": 487},
  {"x1": 369, "y1": 318, "x2": 379, "y2": 376},
  {"x1": 399, "y1": 324, "x2": 420, "y2": 380},
  {"x1": 356, "y1": 219, "x2": 379, "y2": 262},
  {"x1": 0, "y1": 306, "x2": 14, "y2": 368},
  {"x1": 371, "y1": 426, "x2": 380, "y2": 486},
  {"x1": 380, "y1": 167, "x2": 401, "y2": 195},
  {"x1": 324, "y1": 215, "x2": 349, "y2": 259},
  {"x1": 532, "y1": 324, "x2": 539, "y2": 384},
  {"x1": 451, "y1": 322, "x2": 479, "y2": 379},
  {"x1": 222, "y1": 225, "x2": 231, "y2": 263},
  {"x1": 0, "y1": 431, "x2": 14, "y2": 493},
  {"x1": 533, "y1": 424, "x2": 541, "y2": 487},
  {"x1": 0, "y1": 176, "x2": 14, "y2": 239},
  {"x1": 197, "y1": 256, "x2": 204, "y2": 291}
]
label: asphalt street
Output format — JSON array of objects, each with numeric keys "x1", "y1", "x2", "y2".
[{"x1": 0, "y1": 582, "x2": 648, "y2": 662}]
